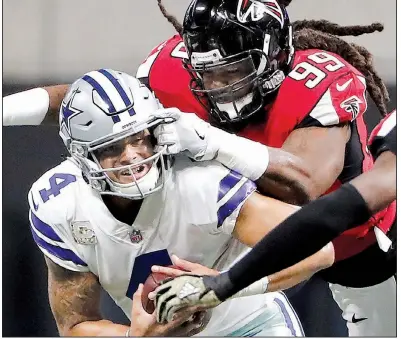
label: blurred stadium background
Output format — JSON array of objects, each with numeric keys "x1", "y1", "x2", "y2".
[{"x1": 3, "y1": 0, "x2": 396, "y2": 336}]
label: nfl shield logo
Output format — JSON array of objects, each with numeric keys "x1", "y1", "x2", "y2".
[{"x1": 129, "y1": 229, "x2": 143, "y2": 243}]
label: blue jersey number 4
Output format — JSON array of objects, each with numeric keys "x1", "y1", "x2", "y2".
[{"x1": 39, "y1": 173, "x2": 77, "y2": 203}]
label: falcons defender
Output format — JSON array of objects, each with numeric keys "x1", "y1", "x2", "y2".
[
  {"x1": 134, "y1": 1, "x2": 396, "y2": 336},
  {"x1": 136, "y1": 0, "x2": 396, "y2": 262},
  {"x1": 152, "y1": 110, "x2": 396, "y2": 338}
]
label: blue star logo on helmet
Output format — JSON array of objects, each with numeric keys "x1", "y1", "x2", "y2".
[{"x1": 61, "y1": 88, "x2": 84, "y2": 130}]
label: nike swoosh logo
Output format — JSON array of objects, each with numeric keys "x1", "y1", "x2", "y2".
[
  {"x1": 351, "y1": 314, "x2": 368, "y2": 323},
  {"x1": 336, "y1": 79, "x2": 353, "y2": 91},
  {"x1": 195, "y1": 129, "x2": 205, "y2": 140}
]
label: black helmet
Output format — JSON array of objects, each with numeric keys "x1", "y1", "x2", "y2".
[{"x1": 183, "y1": 0, "x2": 294, "y2": 124}]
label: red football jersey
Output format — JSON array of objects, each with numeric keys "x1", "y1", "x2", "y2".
[
  {"x1": 137, "y1": 35, "x2": 396, "y2": 262},
  {"x1": 136, "y1": 35, "x2": 206, "y2": 119}
]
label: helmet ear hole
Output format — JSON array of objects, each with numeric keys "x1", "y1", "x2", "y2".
[
  {"x1": 87, "y1": 153, "x2": 95, "y2": 162},
  {"x1": 149, "y1": 132, "x2": 158, "y2": 148}
]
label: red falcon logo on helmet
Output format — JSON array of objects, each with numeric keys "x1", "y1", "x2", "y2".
[{"x1": 237, "y1": 0, "x2": 284, "y2": 27}]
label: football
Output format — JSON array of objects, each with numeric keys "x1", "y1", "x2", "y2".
[{"x1": 141, "y1": 265, "x2": 183, "y2": 314}]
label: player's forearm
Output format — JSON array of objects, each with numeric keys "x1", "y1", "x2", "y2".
[
  {"x1": 280, "y1": 125, "x2": 350, "y2": 200},
  {"x1": 266, "y1": 243, "x2": 334, "y2": 293},
  {"x1": 42, "y1": 85, "x2": 70, "y2": 125},
  {"x1": 208, "y1": 126, "x2": 270, "y2": 181},
  {"x1": 257, "y1": 147, "x2": 314, "y2": 205},
  {"x1": 207, "y1": 126, "x2": 313, "y2": 205},
  {"x1": 351, "y1": 151, "x2": 396, "y2": 214},
  {"x1": 3, "y1": 84, "x2": 68, "y2": 126},
  {"x1": 207, "y1": 183, "x2": 371, "y2": 301},
  {"x1": 67, "y1": 319, "x2": 129, "y2": 337}
]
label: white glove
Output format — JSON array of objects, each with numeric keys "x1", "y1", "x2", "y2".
[
  {"x1": 155, "y1": 275, "x2": 222, "y2": 323},
  {"x1": 152, "y1": 108, "x2": 270, "y2": 181},
  {"x1": 153, "y1": 108, "x2": 218, "y2": 160},
  {"x1": 154, "y1": 274, "x2": 269, "y2": 323}
]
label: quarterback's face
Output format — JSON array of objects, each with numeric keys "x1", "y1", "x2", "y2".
[{"x1": 95, "y1": 130, "x2": 154, "y2": 184}]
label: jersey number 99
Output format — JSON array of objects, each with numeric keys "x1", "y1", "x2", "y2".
[{"x1": 288, "y1": 52, "x2": 345, "y2": 89}]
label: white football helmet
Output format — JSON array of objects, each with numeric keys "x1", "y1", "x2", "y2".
[{"x1": 59, "y1": 69, "x2": 173, "y2": 199}]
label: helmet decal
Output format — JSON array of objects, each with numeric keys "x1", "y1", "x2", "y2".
[
  {"x1": 237, "y1": 0, "x2": 284, "y2": 28},
  {"x1": 61, "y1": 88, "x2": 84, "y2": 130}
]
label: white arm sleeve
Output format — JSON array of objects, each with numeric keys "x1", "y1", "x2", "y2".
[
  {"x1": 3, "y1": 88, "x2": 50, "y2": 126},
  {"x1": 210, "y1": 126, "x2": 270, "y2": 181}
]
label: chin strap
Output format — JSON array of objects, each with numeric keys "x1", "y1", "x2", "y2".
[{"x1": 216, "y1": 93, "x2": 254, "y2": 120}]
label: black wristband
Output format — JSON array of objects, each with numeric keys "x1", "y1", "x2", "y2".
[
  {"x1": 203, "y1": 272, "x2": 236, "y2": 301},
  {"x1": 210, "y1": 183, "x2": 372, "y2": 300}
]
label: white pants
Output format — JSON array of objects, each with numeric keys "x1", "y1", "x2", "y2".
[
  {"x1": 329, "y1": 276, "x2": 396, "y2": 336},
  {"x1": 227, "y1": 292, "x2": 304, "y2": 337},
  {"x1": 197, "y1": 291, "x2": 304, "y2": 337}
]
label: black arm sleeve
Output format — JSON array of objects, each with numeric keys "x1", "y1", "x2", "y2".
[
  {"x1": 369, "y1": 125, "x2": 397, "y2": 159},
  {"x1": 369, "y1": 111, "x2": 397, "y2": 159},
  {"x1": 204, "y1": 183, "x2": 372, "y2": 301}
]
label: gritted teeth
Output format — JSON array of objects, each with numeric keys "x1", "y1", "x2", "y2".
[{"x1": 120, "y1": 165, "x2": 146, "y2": 176}]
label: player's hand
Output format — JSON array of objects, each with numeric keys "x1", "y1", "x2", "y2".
[
  {"x1": 152, "y1": 108, "x2": 218, "y2": 161},
  {"x1": 149, "y1": 255, "x2": 219, "y2": 300},
  {"x1": 154, "y1": 274, "x2": 223, "y2": 324},
  {"x1": 152, "y1": 254, "x2": 219, "y2": 278},
  {"x1": 130, "y1": 283, "x2": 206, "y2": 336}
]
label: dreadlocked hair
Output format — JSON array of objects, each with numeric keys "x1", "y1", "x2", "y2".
[
  {"x1": 157, "y1": 0, "x2": 389, "y2": 116},
  {"x1": 292, "y1": 23, "x2": 388, "y2": 116},
  {"x1": 157, "y1": 0, "x2": 183, "y2": 35},
  {"x1": 278, "y1": 0, "x2": 388, "y2": 116},
  {"x1": 292, "y1": 20, "x2": 384, "y2": 37}
]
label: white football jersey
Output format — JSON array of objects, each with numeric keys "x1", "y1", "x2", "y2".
[{"x1": 28, "y1": 156, "x2": 279, "y2": 335}]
